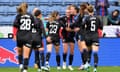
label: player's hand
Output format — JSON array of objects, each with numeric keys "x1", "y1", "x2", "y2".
[
  {"x1": 74, "y1": 28, "x2": 80, "y2": 32},
  {"x1": 66, "y1": 27, "x2": 71, "y2": 31},
  {"x1": 13, "y1": 36, "x2": 16, "y2": 41},
  {"x1": 46, "y1": 36, "x2": 52, "y2": 42},
  {"x1": 116, "y1": 21, "x2": 119, "y2": 24}
]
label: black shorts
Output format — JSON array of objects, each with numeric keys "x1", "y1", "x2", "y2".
[
  {"x1": 32, "y1": 33, "x2": 42, "y2": 48},
  {"x1": 16, "y1": 32, "x2": 25, "y2": 48},
  {"x1": 47, "y1": 35, "x2": 60, "y2": 46},
  {"x1": 84, "y1": 33, "x2": 99, "y2": 46},
  {"x1": 17, "y1": 31, "x2": 32, "y2": 48},
  {"x1": 16, "y1": 39, "x2": 24, "y2": 48},
  {"x1": 62, "y1": 37, "x2": 75, "y2": 43},
  {"x1": 76, "y1": 33, "x2": 85, "y2": 41}
]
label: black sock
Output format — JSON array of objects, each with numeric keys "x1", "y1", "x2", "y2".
[
  {"x1": 63, "y1": 53, "x2": 67, "y2": 62},
  {"x1": 18, "y1": 55, "x2": 23, "y2": 64},
  {"x1": 40, "y1": 51, "x2": 45, "y2": 66},
  {"x1": 81, "y1": 52, "x2": 86, "y2": 64},
  {"x1": 34, "y1": 50, "x2": 39, "y2": 64},
  {"x1": 83, "y1": 49, "x2": 88, "y2": 64},
  {"x1": 94, "y1": 52, "x2": 98, "y2": 68},
  {"x1": 56, "y1": 54, "x2": 60, "y2": 66},
  {"x1": 69, "y1": 54, "x2": 73, "y2": 65},
  {"x1": 46, "y1": 52, "x2": 51, "y2": 62},
  {"x1": 36, "y1": 58, "x2": 41, "y2": 69},
  {"x1": 23, "y1": 58, "x2": 29, "y2": 70},
  {"x1": 88, "y1": 50, "x2": 92, "y2": 64}
]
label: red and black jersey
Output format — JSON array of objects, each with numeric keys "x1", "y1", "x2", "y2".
[{"x1": 59, "y1": 16, "x2": 75, "y2": 38}]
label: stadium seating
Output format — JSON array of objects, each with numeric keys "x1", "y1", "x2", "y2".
[
  {"x1": 0, "y1": 0, "x2": 119, "y2": 25},
  {"x1": 108, "y1": 6, "x2": 120, "y2": 14}
]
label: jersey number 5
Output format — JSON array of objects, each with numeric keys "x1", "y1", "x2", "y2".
[
  {"x1": 20, "y1": 19, "x2": 31, "y2": 30},
  {"x1": 91, "y1": 21, "x2": 96, "y2": 31}
]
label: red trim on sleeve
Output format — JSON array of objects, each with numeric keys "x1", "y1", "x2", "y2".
[
  {"x1": 13, "y1": 27, "x2": 17, "y2": 37},
  {"x1": 59, "y1": 27, "x2": 63, "y2": 39},
  {"x1": 98, "y1": 28, "x2": 103, "y2": 38}
]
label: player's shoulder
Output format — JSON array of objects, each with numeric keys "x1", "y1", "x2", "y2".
[
  {"x1": 49, "y1": 21, "x2": 59, "y2": 25},
  {"x1": 46, "y1": 21, "x2": 50, "y2": 27},
  {"x1": 15, "y1": 14, "x2": 22, "y2": 19},
  {"x1": 24, "y1": 13, "x2": 34, "y2": 18},
  {"x1": 26, "y1": 13, "x2": 32, "y2": 16},
  {"x1": 85, "y1": 15, "x2": 91, "y2": 21},
  {"x1": 59, "y1": 15, "x2": 67, "y2": 21}
]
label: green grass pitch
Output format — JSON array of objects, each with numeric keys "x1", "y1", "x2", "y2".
[{"x1": 0, "y1": 66, "x2": 120, "y2": 72}]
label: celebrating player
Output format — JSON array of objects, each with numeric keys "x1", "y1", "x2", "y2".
[
  {"x1": 83, "y1": 5, "x2": 103, "y2": 72},
  {"x1": 32, "y1": 8, "x2": 46, "y2": 70},
  {"x1": 59, "y1": 5, "x2": 77, "y2": 71},
  {"x1": 45, "y1": 11, "x2": 62, "y2": 71},
  {"x1": 73, "y1": 3, "x2": 91, "y2": 70},
  {"x1": 13, "y1": 3, "x2": 26, "y2": 72},
  {"x1": 13, "y1": 2, "x2": 36, "y2": 72},
  {"x1": 33, "y1": 9, "x2": 49, "y2": 72}
]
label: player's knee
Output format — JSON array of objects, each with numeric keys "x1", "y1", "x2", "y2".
[
  {"x1": 54, "y1": 42, "x2": 60, "y2": 46},
  {"x1": 46, "y1": 37, "x2": 51, "y2": 42},
  {"x1": 70, "y1": 50, "x2": 74, "y2": 55},
  {"x1": 56, "y1": 50, "x2": 59, "y2": 54},
  {"x1": 93, "y1": 42, "x2": 99, "y2": 46},
  {"x1": 47, "y1": 41, "x2": 52, "y2": 45},
  {"x1": 18, "y1": 48, "x2": 23, "y2": 55}
]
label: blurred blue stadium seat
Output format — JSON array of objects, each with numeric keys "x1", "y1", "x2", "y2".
[
  {"x1": 0, "y1": 0, "x2": 11, "y2": 2},
  {"x1": 28, "y1": 6, "x2": 36, "y2": 13},
  {"x1": 39, "y1": 0, "x2": 52, "y2": 6},
  {"x1": 26, "y1": 0, "x2": 37, "y2": 2},
  {"x1": 0, "y1": 0, "x2": 119, "y2": 25},
  {"x1": 0, "y1": 15, "x2": 15, "y2": 25},
  {"x1": 52, "y1": 0, "x2": 63, "y2": 5},
  {"x1": 0, "y1": 6, "x2": 9, "y2": 16},
  {"x1": 108, "y1": 6, "x2": 120, "y2": 14},
  {"x1": 12, "y1": 0, "x2": 25, "y2": 2},
  {"x1": 8, "y1": 6, "x2": 17, "y2": 12},
  {"x1": 39, "y1": 0, "x2": 51, "y2": 2}
]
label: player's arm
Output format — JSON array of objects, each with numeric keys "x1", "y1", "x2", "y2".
[
  {"x1": 45, "y1": 22, "x2": 50, "y2": 34},
  {"x1": 74, "y1": 15, "x2": 82, "y2": 32},
  {"x1": 82, "y1": 16, "x2": 88, "y2": 29},
  {"x1": 65, "y1": 23, "x2": 75, "y2": 32},
  {"x1": 98, "y1": 17, "x2": 103, "y2": 37},
  {"x1": 98, "y1": 17, "x2": 103, "y2": 30},
  {"x1": 13, "y1": 15, "x2": 19, "y2": 40},
  {"x1": 59, "y1": 23, "x2": 64, "y2": 39},
  {"x1": 13, "y1": 27, "x2": 17, "y2": 41},
  {"x1": 45, "y1": 22, "x2": 52, "y2": 42},
  {"x1": 40, "y1": 20, "x2": 47, "y2": 38},
  {"x1": 66, "y1": 27, "x2": 74, "y2": 32}
]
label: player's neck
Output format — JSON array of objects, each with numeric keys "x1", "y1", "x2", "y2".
[{"x1": 89, "y1": 13, "x2": 94, "y2": 16}]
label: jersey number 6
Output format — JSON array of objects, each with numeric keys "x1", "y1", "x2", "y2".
[{"x1": 91, "y1": 20, "x2": 96, "y2": 31}]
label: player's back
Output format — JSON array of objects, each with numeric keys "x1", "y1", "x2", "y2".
[
  {"x1": 13, "y1": 13, "x2": 35, "y2": 41},
  {"x1": 14, "y1": 13, "x2": 34, "y2": 33},
  {"x1": 47, "y1": 21, "x2": 60, "y2": 36},
  {"x1": 85, "y1": 15, "x2": 101, "y2": 34}
]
